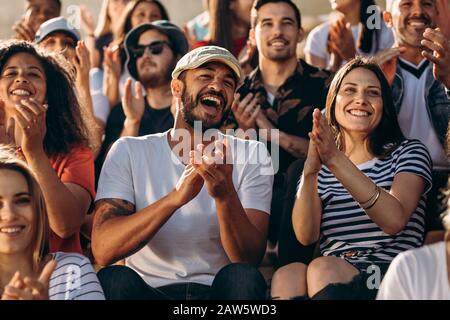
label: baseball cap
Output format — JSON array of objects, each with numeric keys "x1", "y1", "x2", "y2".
[
  {"x1": 124, "y1": 20, "x2": 189, "y2": 81},
  {"x1": 35, "y1": 17, "x2": 80, "y2": 44},
  {"x1": 172, "y1": 46, "x2": 242, "y2": 81}
]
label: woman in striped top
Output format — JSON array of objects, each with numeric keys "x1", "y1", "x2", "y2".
[
  {"x1": 271, "y1": 57, "x2": 432, "y2": 300},
  {"x1": 0, "y1": 146, "x2": 104, "y2": 300}
]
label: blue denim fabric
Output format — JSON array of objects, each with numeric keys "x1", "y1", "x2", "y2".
[
  {"x1": 97, "y1": 263, "x2": 267, "y2": 300},
  {"x1": 391, "y1": 61, "x2": 450, "y2": 147}
]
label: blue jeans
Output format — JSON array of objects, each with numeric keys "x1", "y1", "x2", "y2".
[{"x1": 97, "y1": 263, "x2": 267, "y2": 300}]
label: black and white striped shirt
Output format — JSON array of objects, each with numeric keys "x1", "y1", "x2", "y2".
[
  {"x1": 317, "y1": 140, "x2": 432, "y2": 267},
  {"x1": 49, "y1": 252, "x2": 104, "y2": 300}
]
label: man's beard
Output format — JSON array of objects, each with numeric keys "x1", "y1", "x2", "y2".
[
  {"x1": 180, "y1": 88, "x2": 229, "y2": 132},
  {"x1": 139, "y1": 58, "x2": 175, "y2": 88}
]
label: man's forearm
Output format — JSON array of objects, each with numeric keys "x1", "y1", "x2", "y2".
[
  {"x1": 92, "y1": 192, "x2": 181, "y2": 266},
  {"x1": 215, "y1": 190, "x2": 267, "y2": 266},
  {"x1": 26, "y1": 149, "x2": 87, "y2": 239}
]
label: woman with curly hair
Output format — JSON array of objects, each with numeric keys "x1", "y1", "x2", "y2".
[{"x1": 0, "y1": 40, "x2": 95, "y2": 255}]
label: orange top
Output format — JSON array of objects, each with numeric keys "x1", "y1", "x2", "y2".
[{"x1": 48, "y1": 146, "x2": 95, "y2": 254}]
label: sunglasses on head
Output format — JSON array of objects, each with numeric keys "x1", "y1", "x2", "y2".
[{"x1": 131, "y1": 40, "x2": 172, "y2": 58}]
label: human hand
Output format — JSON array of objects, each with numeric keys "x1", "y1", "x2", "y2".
[
  {"x1": 12, "y1": 17, "x2": 35, "y2": 41},
  {"x1": 421, "y1": 27, "x2": 450, "y2": 88},
  {"x1": 122, "y1": 78, "x2": 145, "y2": 125},
  {"x1": 103, "y1": 44, "x2": 122, "y2": 81},
  {"x1": 13, "y1": 98, "x2": 47, "y2": 155},
  {"x1": 172, "y1": 164, "x2": 204, "y2": 207},
  {"x1": 73, "y1": 41, "x2": 91, "y2": 89},
  {"x1": 80, "y1": 5, "x2": 95, "y2": 36},
  {"x1": 1, "y1": 260, "x2": 57, "y2": 300},
  {"x1": 309, "y1": 109, "x2": 339, "y2": 166},
  {"x1": 328, "y1": 17, "x2": 356, "y2": 61},
  {"x1": 191, "y1": 139, "x2": 234, "y2": 201},
  {"x1": 231, "y1": 93, "x2": 261, "y2": 131}
]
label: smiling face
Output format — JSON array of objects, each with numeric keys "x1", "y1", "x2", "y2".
[
  {"x1": 135, "y1": 29, "x2": 176, "y2": 88},
  {"x1": 0, "y1": 169, "x2": 35, "y2": 256},
  {"x1": 334, "y1": 67, "x2": 383, "y2": 136},
  {"x1": 176, "y1": 62, "x2": 237, "y2": 130},
  {"x1": 131, "y1": 1, "x2": 164, "y2": 28},
  {"x1": 39, "y1": 32, "x2": 77, "y2": 62},
  {"x1": 251, "y1": 2, "x2": 303, "y2": 62},
  {"x1": 0, "y1": 53, "x2": 47, "y2": 119},
  {"x1": 386, "y1": 0, "x2": 438, "y2": 48}
]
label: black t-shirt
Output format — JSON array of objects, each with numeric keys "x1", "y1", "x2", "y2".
[
  {"x1": 103, "y1": 100, "x2": 174, "y2": 149},
  {"x1": 223, "y1": 59, "x2": 332, "y2": 175}
]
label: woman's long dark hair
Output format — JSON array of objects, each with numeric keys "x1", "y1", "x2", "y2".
[
  {"x1": 0, "y1": 40, "x2": 89, "y2": 156},
  {"x1": 325, "y1": 57, "x2": 405, "y2": 158},
  {"x1": 209, "y1": 0, "x2": 234, "y2": 53}
]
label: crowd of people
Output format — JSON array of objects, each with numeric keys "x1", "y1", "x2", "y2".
[{"x1": 0, "y1": 0, "x2": 449, "y2": 300}]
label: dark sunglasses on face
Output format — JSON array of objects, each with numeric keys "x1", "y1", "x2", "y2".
[{"x1": 131, "y1": 40, "x2": 172, "y2": 58}]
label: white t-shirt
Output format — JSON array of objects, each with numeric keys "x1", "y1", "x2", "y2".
[
  {"x1": 49, "y1": 252, "x2": 105, "y2": 300},
  {"x1": 397, "y1": 58, "x2": 450, "y2": 169},
  {"x1": 377, "y1": 242, "x2": 450, "y2": 300},
  {"x1": 96, "y1": 130, "x2": 274, "y2": 287},
  {"x1": 304, "y1": 16, "x2": 394, "y2": 70}
]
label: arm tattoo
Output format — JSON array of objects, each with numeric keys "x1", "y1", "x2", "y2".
[{"x1": 93, "y1": 198, "x2": 135, "y2": 229}]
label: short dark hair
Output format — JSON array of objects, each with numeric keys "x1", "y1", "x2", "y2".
[
  {"x1": 325, "y1": 57, "x2": 405, "y2": 158},
  {"x1": 27, "y1": 0, "x2": 61, "y2": 10},
  {"x1": 251, "y1": 0, "x2": 301, "y2": 29}
]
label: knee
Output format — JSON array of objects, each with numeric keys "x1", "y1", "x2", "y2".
[
  {"x1": 215, "y1": 263, "x2": 265, "y2": 284},
  {"x1": 97, "y1": 265, "x2": 138, "y2": 283},
  {"x1": 211, "y1": 263, "x2": 267, "y2": 300},
  {"x1": 97, "y1": 265, "x2": 144, "y2": 298},
  {"x1": 271, "y1": 262, "x2": 307, "y2": 300},
  {"x1": 306, "y1": 257, "x2": 359, "y2": 297}
]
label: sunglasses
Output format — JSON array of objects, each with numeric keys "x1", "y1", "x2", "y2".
[{"x1": 131, "y1": 40, "x2": 172, "y2": 58}]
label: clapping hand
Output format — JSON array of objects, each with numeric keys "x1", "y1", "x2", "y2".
[
  {"x1": 1, "y1": 259, "x2": 57, "y2": 300},
  {"x1": 122, "y1": 78, "x2": 145, "y2": 125},
  {"x1": 308, "y1": 108, "x2": 339, "y2": 167},
  {"x1": 421, "y1": 27, "x2": 450, "y2": 88},
  {"x1": 191, "y1": 139, "x2": 234, "y2": 201}
]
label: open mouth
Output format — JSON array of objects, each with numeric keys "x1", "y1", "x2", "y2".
[
  {"x1": 199, "y1": 94, "x2": 224, "y2": 116},
  {"x1": 406, "y1": 18, "x2": 430, "y2": 30},
  {"x1": 10, "y1": 89, "x2": 32, "y2": 98},
  {"x1": 269, "y1": 39, "x2": 289, "y2": 49},
  {"x1": 347, "y1": 109, "x2": 372, "y2": 117},
  {"x1": 0, "y1": 225, "x2": 26, "y2": 237}
]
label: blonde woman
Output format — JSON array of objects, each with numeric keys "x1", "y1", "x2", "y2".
[{"x1": 0, "y1": 146, "x2": 104, "y2": 300}]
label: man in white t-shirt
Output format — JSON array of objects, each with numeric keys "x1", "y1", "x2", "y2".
[
  {"x1": 377, "y1": 207, "x2": 450, "y2": 300},
  {"x1": 383, "y1": 0, "x2": 450, "y2": 233},
  {"x1": 92, "y1": 46, "x2": 274, "y2": 300}
]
